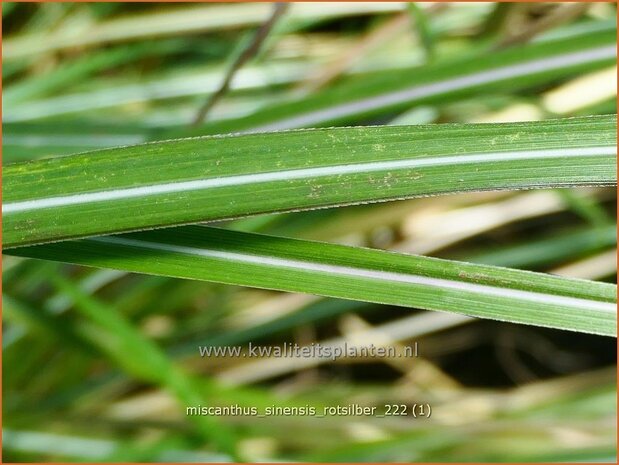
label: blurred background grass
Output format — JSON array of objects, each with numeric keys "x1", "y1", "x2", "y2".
[{"x1": 2, "y1": 2, "x2": 617, "y2": 462}]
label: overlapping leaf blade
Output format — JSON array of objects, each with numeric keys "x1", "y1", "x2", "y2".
[
  {"x1": 3, "y1": 115, "x2": 616, "y2": 248},
  {"x1": 7, "y1": 226, "x2": 616, "y2": 336}
]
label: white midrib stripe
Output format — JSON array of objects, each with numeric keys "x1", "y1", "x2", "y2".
[
  {"x1": 3, "y1": 146, "x2": 616, "y2": 214},
  {"x1": 249, "y1": 44, "x2": 617, "y2": 132},
  {"x1": 89, "y1": 236, "x2": 616, "y2": 314}
]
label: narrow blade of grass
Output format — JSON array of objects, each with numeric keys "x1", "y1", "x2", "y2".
[
  {"x1": 8, "y1": 226, "x2": 617, "y2": 336},
  {"x1": 176, "y1": 26, "x2": 616, "y2": 135},
  {"x1": 46, "y1": 272, "x2": 241, "y2": 459},
  {"x1": 3, "y1": 115, "x2": 616, "y2": 248}
]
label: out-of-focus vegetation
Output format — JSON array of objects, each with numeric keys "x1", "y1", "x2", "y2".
[{"x1": 2, "y1": 2, "x2": 617, "y2": 462}]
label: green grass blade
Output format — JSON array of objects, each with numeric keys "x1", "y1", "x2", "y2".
[
  {"x1": 8, "y1": 226, "x2": 617, "y2": 336},
  {"x1": 3, "y1": 115, "x2": 616, "y2": 248},
  {"x1": 174, "y1": 26, "x2": 616, "y2": 136},
  {"x1": 46, "y1": 272, "x2": 242, "y2": 459}
]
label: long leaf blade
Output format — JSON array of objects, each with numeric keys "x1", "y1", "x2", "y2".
[
  {"x1": 7, "y1": 226, "x2": 617, "y2": 336},
  {"x1": 3, "y1": 115, "x2": 616, "y2": 248},
  {"x1": 177, "y1": 26, "x2": 616, "y2": 136}
]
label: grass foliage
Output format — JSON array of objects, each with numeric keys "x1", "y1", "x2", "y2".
[{"x1": 2, "y1": 2, "x2": 617, "y2": 463}]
